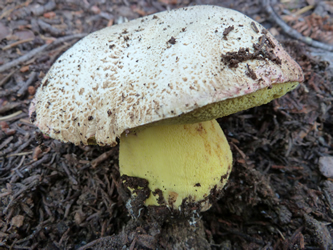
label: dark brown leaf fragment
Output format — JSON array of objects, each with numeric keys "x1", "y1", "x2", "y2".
[
  {"x1": 246, "y1": 64, "x2": 257, "y2": 80},
  {"x1": 221, "y1": 34, "x2": 281, "y2": 68},
  {"x1": 168, "y1": 36, "x2": 176, "y2": 44},
  {"x1": 251, "y1": 21, "x2": 259, "y2": 33},
  {"x1": 223, "y1": 25, "x2": 234, "y2": 40}
]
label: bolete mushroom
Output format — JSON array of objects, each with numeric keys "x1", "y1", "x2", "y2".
[{"x1": 29, "y1": 6, "x2": 303, "y2": 215}]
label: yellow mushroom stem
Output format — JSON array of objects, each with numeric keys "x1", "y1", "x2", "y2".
[{"x1": 119, "y1": 119, "x2": 232, "y2": 211}]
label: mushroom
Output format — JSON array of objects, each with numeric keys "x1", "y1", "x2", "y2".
[{"x1": 29, "y1": 6, "x2": 303, "y2": 215}]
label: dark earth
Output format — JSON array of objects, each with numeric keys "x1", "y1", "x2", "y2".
[{"x1": 1, "y1": 0, "x2": 333, "y2": 249}]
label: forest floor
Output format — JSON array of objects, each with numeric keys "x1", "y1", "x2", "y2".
[{"x1": 0, "y1": 0, "x2": 333, "y2": 249}]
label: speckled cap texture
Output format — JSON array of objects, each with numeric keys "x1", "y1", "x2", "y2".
[{"x1": 29, "y1": 5, "x2": 304, "y2": 146}]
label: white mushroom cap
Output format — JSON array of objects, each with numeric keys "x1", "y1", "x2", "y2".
[{"x1": 29, "y1": 5, "x2": 303, "y2": 146}]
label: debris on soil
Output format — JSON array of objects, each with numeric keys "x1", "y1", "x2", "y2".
[{"x1": 303, "y1": 213, "x2": 333, "y2": 249}]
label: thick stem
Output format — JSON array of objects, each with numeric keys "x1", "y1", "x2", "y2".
[{"x1": 119, "y1": 120, "x2": 232, "y2": 211}]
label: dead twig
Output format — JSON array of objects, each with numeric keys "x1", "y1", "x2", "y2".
[
  {"x1": 23, "y1": 153, "x2": 52, "y2": 172},
  {"x1": 61, "y1": 161, "x2": 78, "y2": 185},
  {"x1": 17, "y1": 72, "x2": 37, "y2": 97},
  {"x1": 0, "y1": 70, "x2": 16, "y2": 87},
  {"x1": 262, "y1": 0, "x2": 333, "y2": 52},
  {"x1": 1, "y1": 38, "x2": 35, "y2": 51},
  {"x1": 0, "y1": 111, "x2": 24, "y2": 122},
  {"x1": 91, "y1": 149, "x2": 116, "y2": 168},
  {"x1": 0, "y1": 44, "x2": 49, "y2": 74},
  {"x1": 45, "y1": 33, "x2": 88, "y2": 49},
  {"x1": 0, "y1": 86, "x2": 20, "y2": 98},
  {"x1": 0, "y1": 138, "x2": 23, "y2": 157},
  {"x1": 0, "y1": 136, "x2": 14, "y2": 150},
  {"x1": 12, "y1": 136, "x2": 34, "y2": 155},
  {"x1": 38, "y1": 19, "x2": 65, "y2": 37},
  {"x1": 0, "y1": 34, "x2": 87, "y2": 73},
  {"x1": 0, "y1": 102, "x2": 21, "y2": 114}
]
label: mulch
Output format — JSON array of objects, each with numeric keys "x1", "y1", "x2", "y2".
[{"x1": 0, "y1": 0, "x2": 332, "y2": 249}]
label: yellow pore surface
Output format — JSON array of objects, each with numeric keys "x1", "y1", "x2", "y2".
[
  {"x1": 158, "y1": 82, "x2": 299, "y2": 126},
  {"x1": 119, "y1": 120, "x2": 232, "y2": 209}
]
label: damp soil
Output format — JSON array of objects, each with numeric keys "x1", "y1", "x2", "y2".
[{"x1": 0, "y1": 0, "x2": 333, "y2": 249}]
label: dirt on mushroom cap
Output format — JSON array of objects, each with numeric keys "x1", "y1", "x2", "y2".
[{"x1": 30, "y1": 5, "x2": 303, "y2": 146}]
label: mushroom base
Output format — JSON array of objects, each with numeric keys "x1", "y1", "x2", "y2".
[
  {"x1": 119, "y1": 119, "x2": 232, "y2": 211},
  {"x1": 82, "y1": 212, "x2": 211, "y2": 249}
]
